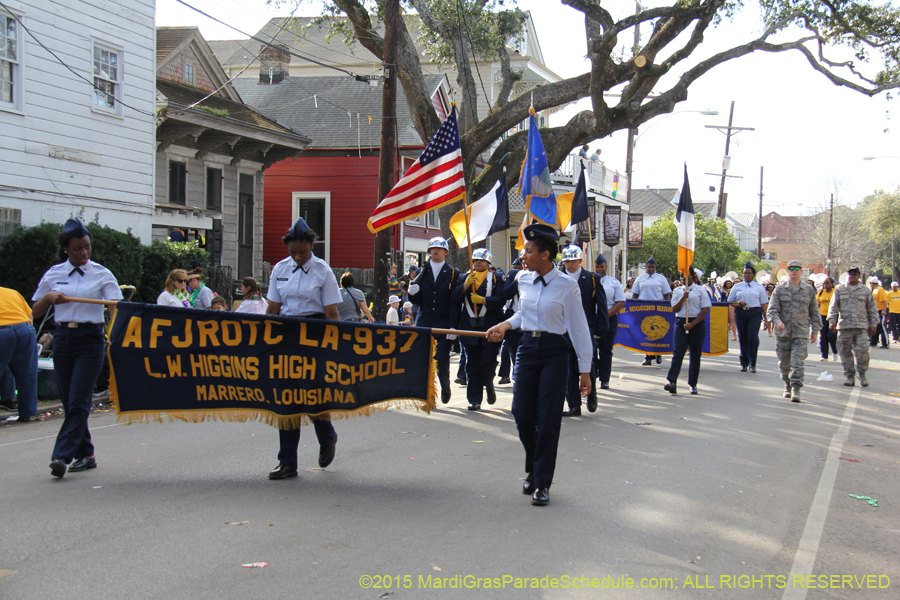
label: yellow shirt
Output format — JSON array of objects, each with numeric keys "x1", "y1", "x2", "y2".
[
  {"x1": 886, "y1": 290, "x2": 900, "y2": 313},
  {"x1": 816, "y1": 288, "x2": 834, "y2": 317},
  {"x1": 0, "y1": 287, "x2": 32, "y2": 326},
  {"x1": 872, "y1": 286, "x2": 887, "y2": 311}
]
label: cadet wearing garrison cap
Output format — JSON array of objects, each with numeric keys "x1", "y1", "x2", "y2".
[
  {"x1": 727, "y1": 261, "x2": 770, "y2": 373},
  {"x1": 631, "y1": 257, "x2": 672, "y2": 365},
  {"x1": 594, "y1": 253, "x2": 626, "y2": 390},
  {"x1": 266, "y1": 217, "x2": 341, "y2": 480},
  {"x1": 32, "y1": 219, "x2": 123, "y2": 478},
  {"x1": 486, "y1": 224, "x2": 593, "y2": 507}
]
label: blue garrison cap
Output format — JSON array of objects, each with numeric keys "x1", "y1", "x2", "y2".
[
  {"x1": 595, "y1": 253, "x2": 607, "y2": 266},
  {"x1": 62, "y1": 218, "x2": 89, "y2": 238},
  {"x1": 523, "y1": 223, "x2": 558, "y2": 241},
  {"x1": 646, "y1": 256, "x2": 657, "y2": 265},
  {"x1": 744, "y1": 261, "x2": 756, "y2": 274},
  {"x1": 287, "y1": 217, "x2": 310, "y2": 240}
]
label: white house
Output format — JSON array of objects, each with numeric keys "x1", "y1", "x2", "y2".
[{"x1": 0, "y1": 0, "x2": 156, "y2": 241}]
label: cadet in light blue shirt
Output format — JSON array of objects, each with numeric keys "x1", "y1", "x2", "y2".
[
  {"x1": 727, "y1": 262, "x2": 769, "y2": 372},
  {"x1": 664, "y1": 266, "x2": 711, "y2": 395},
  {"x1": 632, "y1": 257, "x2": 672, "y2": 366}
]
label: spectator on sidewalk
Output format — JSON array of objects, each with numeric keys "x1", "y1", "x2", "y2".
[{"x1": 0, "y1": 287, "x2": 38, "y2": 423}]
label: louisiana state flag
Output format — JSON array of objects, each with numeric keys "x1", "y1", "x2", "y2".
[{"x1": 674, "y1": 165, "x2": 695, "y2": 279}]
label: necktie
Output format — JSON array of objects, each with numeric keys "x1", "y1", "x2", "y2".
[
  {"x1": 534, "y1": 275, "x2": 547, "y2": 287},
  {"x1": 69, "y1": 267, "x2": 84, "y2": 277},
  {"x1": 292, "y1": 264, "x2": 307, "y2": 274}
]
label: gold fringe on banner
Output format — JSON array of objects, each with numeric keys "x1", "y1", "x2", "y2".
[{"x1": 110, "y1": 337, "x2": 439, "y2": 429}]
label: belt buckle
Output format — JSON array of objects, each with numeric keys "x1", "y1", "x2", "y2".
[
  {"x1": 530, "y1": 331, "x2": 541, "y2": 338},
  {"x1": 68, "y1": 322, "x2": 78, "y2": 328}
]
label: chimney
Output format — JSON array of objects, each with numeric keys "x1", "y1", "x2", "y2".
[{"x1": 259, "y1": 44, "x2": 290, "y2": 84}]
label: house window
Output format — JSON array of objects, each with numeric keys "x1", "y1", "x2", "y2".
[
  {"x1": 206, "y1": 168, "x2": 222, "y2": 210},
  {"x1": 184, "y1": 64, "x2": 193, "y2": 85},
  {"x1": 169, "y1": 161, "x2": 187, "y2": 205},
  {"x1": 292, "y1": 192, "x2": 330, "y2": 261},
  {"x1": 92, "y1": 44, "x2": 120, "y2": 112},
  {"x1": 427, "y1": 210, "x2": 439, "y2": 228},
  {"x1": 0, "y1": 12, "x2": 20, "y2": 110}
]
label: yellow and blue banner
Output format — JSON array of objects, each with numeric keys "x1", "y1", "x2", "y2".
[
  {"x1": 107, "y1": 303, "x2": 436, "y2": 428},
  {"x1": 614, "y1": 300, "x2": 729, "y2": 356}
]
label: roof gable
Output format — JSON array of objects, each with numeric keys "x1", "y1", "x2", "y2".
[{"x1": 157, "y1": 27, "x2": 241, "y2": 103}]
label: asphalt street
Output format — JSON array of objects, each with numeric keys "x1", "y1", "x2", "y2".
[{"x1": 1, "y1": 333, "x2": 898, "y2": 600}]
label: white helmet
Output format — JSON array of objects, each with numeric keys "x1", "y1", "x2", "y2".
[
  {"x1": 560, "y1": 246, "x2": 584, "y2": 262},
  {"x1": 428, "y1": 237, "x2": 449, "y2": 251},
  {"x1": 472, "y1": 248, "x2": 492, "y2": 263}
]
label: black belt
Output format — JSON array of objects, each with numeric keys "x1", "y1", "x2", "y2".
[
  {"x1": 523, "y1": 331, "x2": 562, "y2": 338},
  {"x1": 57, "y1": 322, "x2": 103, "y2": 329},
  {"x1": 300, "y1": 313, "x2": 326, "y2": 319},
  {"x1": 740, "y1": 306, "x2": 761, "y2": 311}
]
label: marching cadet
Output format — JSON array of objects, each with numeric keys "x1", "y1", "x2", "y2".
[
  {"x1": 663, "y1": 267, "x2": 711, "y2": 395},
  {"x1": 559, "y1": 246, "x2": 608, "y2": 415},
  {"x1": 407, "y1": 237, "x2": 461, "y2": 404},
  {"x1": 594, "y1": 253, "x2": 626, "y2": 390},
  {"x1": 450, "y1": 248, "x2": 505, "y2": 410},
  {"x1": 486, "y1": 224, "x2": 593, "y2": 507},
  {"x1": 766, "y1": 259, "x2": 819, "y2": 402},
  {"x1": 828, "y1": 266, "x2": 879, "y2": 387},
  {"x1": 727, "y1": 262, "x2": 770, "y2": 373},
  {"x1": 265, "y1": 217, "x2": 341, "y2": 480},
  {"x1": 632, "y1": 257, "x2": 672, "y2": 365},
  {"x1": 32, "y1": 219, "x2": 123, "y2": 478}
]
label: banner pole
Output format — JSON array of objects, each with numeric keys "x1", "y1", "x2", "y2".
[{"x1": 63, "y1": 297, "x2": 119, "y2": 307}]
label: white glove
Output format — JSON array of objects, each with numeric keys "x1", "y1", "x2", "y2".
[
  {"x1": 447, "y1": 328, "x2": 458, "y2": 341},
  {"x1": 408, "y1": 283, "x2": 420, "y2": 295}
]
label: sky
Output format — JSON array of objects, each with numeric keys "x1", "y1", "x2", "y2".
[{"x1": 157, "y1": 0, "x2": 900, "y2": 217}]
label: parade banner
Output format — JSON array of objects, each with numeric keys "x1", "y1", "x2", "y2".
[
  {"x1": 627, "y1": 213, "x2": 643, "y2": 249},
  {"x1": 107, "y1": 303, "x2": 436, "y2": 428},
  {"x1": 614, "y1": 300, "x2": 729, "y2": 356},
  {"x1": 603, "y1": 206, "x2": 621, "y2": 246}
]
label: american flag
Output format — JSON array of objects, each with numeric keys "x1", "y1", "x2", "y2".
[{"x1": 367, "y1": 106, "x2": 466, "y2": 233}]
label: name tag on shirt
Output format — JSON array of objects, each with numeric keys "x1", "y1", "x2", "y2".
[{"x1": 277, "y1": 278, "x2": 289, "y2": 281}]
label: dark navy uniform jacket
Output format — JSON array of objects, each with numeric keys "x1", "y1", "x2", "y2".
[
  {"x1": 408, "y1": 261, "x2": 461, "y2": 328},
  {"x1": 450, "y1": 271, "x2": 505, "y2": 343},
  {"x1": 570, "y1": 267, "x2": 610, "y2": 336}
]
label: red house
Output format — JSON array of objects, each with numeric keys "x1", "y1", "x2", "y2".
[{"x1": 231, "y1": 61, "x2": 451, "y2": 272}]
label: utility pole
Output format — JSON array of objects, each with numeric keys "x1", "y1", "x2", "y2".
[
  {"x1": 827, "y1": 193, "x2": 833, "y2": 277},
  {"x1": 757, "y1": 166, "x2": 763, "y2": 258},
  {"x1": 706, "y1": 101, "x2": 754, "y2": 219},
  {"x1": 372, "y1": 0, "x2": 398, "y2": 321},
  {"x1": 623, "y1": 1, "x2": 641, "y2": 277}
]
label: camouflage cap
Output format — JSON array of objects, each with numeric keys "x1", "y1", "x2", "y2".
[{"x1": 786, "y1": 260, "x2": 802, "y2": 268}]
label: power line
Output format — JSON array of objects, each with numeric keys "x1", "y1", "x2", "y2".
[
  {"x1": 0, "y1": 0, "x2": 155, "y2": 118},
  {"x1": 174, "y1": 0, "x2": 367, "y2": 79}
]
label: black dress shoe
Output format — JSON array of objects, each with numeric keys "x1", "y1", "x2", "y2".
[
  {"x1": 49, "y1": 459, "x2": 67, "y2": 479},
  {"x1": 467, "y1": 403, "x2": 481, "y2": 411},
  {"x1": 689, "y1": 386, "x2": 698, "y2": 395},
  {"x1": 600, "y1": 382, "x2": 610, "y2": 390},
  {"x1": 454, "y1": 378, "x2": 467, "y2": 385},
  {"x1": 268, "y1": 463, "x2": 298, "y2": 480},
  {"x1": 318, "y1": 434, "x2": 337, "y2": 468},
  {"x1": 441, "y1": 389, "x2": 451, "y2": 404},
  {"x1": 587, "y1": 393, "x2": 597, "y2": 413},
  {"x1": 523, "y1": 473, "x2": 535, "y2": 495},
  {"x1": 562, "y1": 407, "x2": 581, "y2": 417},
  {"x1": 641, "y1": 357, "x2": 652, "y2": 366},
  {"x1": 740, "y1": 366, "x2": 747, "y2": 372},
  {"x1": 498, "y1": 377, "x2": 511, "y2": 385},
  {"x1": 486, "y1": 387, "x2": 497, "y2": 405},
  {"x1": 748, "y1": 365, "x2": 756, "y2": 373},
  {"x1": 655, "y1": 355, "x2": 662, "y2": 364},
  {"x1": 664, "y1": 381, "x2": 677, "y2": 394},
  {"x1": 531, "y1": 488, "x2": 549, "y2": 506},
  {"x1": 69, "y1": 456, "x2": 97, "y2": 472}
]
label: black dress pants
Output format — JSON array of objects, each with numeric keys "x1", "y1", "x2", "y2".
[{"x1": 666, "y1": 318, "x2": 706, "y2": 388}]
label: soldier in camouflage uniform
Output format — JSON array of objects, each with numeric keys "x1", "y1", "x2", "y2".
[
  {"x1": 828, "y1": 266, "x2": 879, "y2": 387},
  {"x1": 766, "y1": 259, "x2": 819, "y2": 402}
]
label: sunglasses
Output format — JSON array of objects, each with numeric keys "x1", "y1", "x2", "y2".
[
  {"x1": 177, "y1": 279, "x2": 187, "y2": 283},
  {"x1": 787, "y1": 267, "x2": 802, "y2": 272}
]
